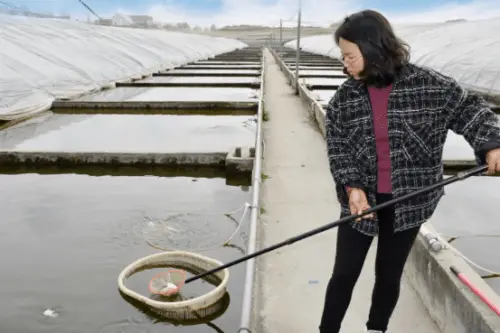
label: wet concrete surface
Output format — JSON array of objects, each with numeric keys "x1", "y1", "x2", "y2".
[
  {"x1": 71, "y1": 87, "x2": 259, "y2": 102},
  {"x1": 429, "y1": 176, "x2": 500, "y2": 294},
  {"x1": 0, "y1": 173, "x2": 252, "y2": 333},
  {"x1": 0, "y1": 114, "x2": 256, "y2": 153}
]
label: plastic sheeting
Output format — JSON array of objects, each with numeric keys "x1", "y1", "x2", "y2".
[
  {"x1": 285, "y1": 17, "x2": 500, "y2": 98},
  {"x1": 0, "y1": 14, "x2": 247, "y2": 121}
]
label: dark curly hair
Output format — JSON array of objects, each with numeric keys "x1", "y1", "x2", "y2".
[{"x1": 334, "y1": 10, "x2": 411, "y2": 87}]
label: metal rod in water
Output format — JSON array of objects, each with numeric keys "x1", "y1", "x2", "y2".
[{"x1": 185, "y1": 164, "x2": 488, "y2": 284}]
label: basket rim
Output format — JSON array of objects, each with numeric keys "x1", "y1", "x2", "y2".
[{"x1": 117, "y1": 250, "x2": 230, "y2": 310}]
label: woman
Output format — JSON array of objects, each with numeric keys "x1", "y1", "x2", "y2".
[{"x1": 321, "y1": 9, "x2": 500, "y2": 333}]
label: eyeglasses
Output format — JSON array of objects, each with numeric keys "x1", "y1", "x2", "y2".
[{"x1": 339, "y1": 54, "x2": 361, "y2": 65}]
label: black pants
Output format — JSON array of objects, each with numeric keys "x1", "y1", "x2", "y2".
[{"x1": 319, "y1": 193, "x2": 420, "y2": 333}]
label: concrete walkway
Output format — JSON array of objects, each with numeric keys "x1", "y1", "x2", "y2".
[{"x1": 253, "y1": 49, "x2": 441, "y2": 333}]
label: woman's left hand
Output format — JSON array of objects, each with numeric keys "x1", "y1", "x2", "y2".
[{"x1": 486, "y1": 148, "x2": 500, "y2": 175}]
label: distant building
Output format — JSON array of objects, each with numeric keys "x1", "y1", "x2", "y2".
[
  {"x1": 112, "y1": 13, "x2": 134, "y2": 26},
  {"x1": 129, "y1": 15, "x2": 154, "y2": 28},
  {"x1": 110, "y1": 14, "x2": 153, "y2": 28},
  {"x1": 95, "y1": 18, "x2": 112, "y2": 26}
]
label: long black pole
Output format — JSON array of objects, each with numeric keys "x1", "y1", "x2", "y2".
[{"x1": 185, "y1": 165, "x2": 488, "y2": 284}]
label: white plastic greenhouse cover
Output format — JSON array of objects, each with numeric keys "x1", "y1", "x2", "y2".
[
  {"x1": 0, "y1": 14, "x2": 247, "y2": 121},
  {"x1": 284, "y1": 17, "x2": 500, "y2": 98}
]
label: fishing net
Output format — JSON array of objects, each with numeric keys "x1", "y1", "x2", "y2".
[
  {"x1": 141, "y1": 203, "x2": 250, "y2": 253},
  {"x1": 118, "y1": 251, "x2": 230, "y2": 321},
  {"x1": 148, "y1": 269, "x2": 187, "y2": 296}
]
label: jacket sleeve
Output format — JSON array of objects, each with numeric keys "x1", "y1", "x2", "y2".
[
  {"x1": 443, "y1": 79, "x2": 500, "y2": 165},
  {"x1": 324, "y1": 92, "x2": 364, "y2": 190}
]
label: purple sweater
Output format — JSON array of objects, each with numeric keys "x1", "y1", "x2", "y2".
[
  {"x1": 368, "y1": 84, "x2": 393, "y2": 193},
  {"x1": 346, "y1": 84, "x2": 393, "y2": 195}
]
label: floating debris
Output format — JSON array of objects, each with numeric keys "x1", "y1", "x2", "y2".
[{"x1": 43, "y1": 308, "x2": 58, "y2": 318}]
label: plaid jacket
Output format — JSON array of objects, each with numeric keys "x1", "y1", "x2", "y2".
[{"x1": 325, "y1": 63, "x2": 500, "y2": 236}]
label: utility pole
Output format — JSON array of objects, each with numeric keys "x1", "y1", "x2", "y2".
[
  {"x1": 294, "y1": 0, "x2": 302, "y2": 94},
  {"x1": 279, "y1": 18, "x2": 283, "y2": 55}
]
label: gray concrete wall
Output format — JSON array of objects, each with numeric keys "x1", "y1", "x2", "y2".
[
  {"x1": 268, "y1": 47, "x2": 500, "y2": 333},
  {"x1": 407, "y1": 226, "x2": 500, "y2": 333},
  {"x1": 0, "y1": 151, "x2": 228, "y2": 167},
  {"x1": 51, "y1": 100, "x2": 258, "y2": 113}
]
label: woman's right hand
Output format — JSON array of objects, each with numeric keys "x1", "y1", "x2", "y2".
[{"x1": 348, "y1": 188, "x2": 374, "y2": 222}]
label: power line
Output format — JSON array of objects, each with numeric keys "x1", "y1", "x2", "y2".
[{"x1": 77, "y1": 0, "x2": 101, "y2": 20}]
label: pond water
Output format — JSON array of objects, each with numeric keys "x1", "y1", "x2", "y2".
[
  {"x1": 72, "y1": 87, "x2": 259, "y2": 103},
  {"x1": 0, "y1": 173, "x2": 252, "y2": 333},
  {"x1": 139, "y1": 76, "x2": 260, "y2": 84},
  {"x1": 0, "y1": 114, "x2": 256, "y2": 153}
]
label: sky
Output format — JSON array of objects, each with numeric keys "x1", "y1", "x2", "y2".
[{"x1": 4, "y1": 0, "x2": 500, "y2": 27}]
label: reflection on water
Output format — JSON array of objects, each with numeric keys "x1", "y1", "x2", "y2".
[
  {"x1": 0, "y1": 114, "x2": 256, "y2": 153},
  {"x1": 72, "y1": 87, "x2": 151, "y2": 101},
  {"x1": 168, "y1": 69, "x2": 260, "y2": 75},
  {"x1": 442, "y1": 131, "x2": 476, "y2": 161},
  {"x1": 139, "y1": 76, "x2": 260, "y2": 84},
  {"x1": 296, "y1": 69, "x2": 343, "y2": 76},
  {"x1": 442, "y1": 116, "x2": 499, "y2": 161},
  {"x1": 117, "y1": 290, "x2": 230, "y2": 333},
  {"x1": 289, "y1": 66, "x2": 342, "y2": 70},
  {"x1": 126, "y1": 88, "x2": 259, "y2": 102},
  {"x1": 299, "y1": 70, "x2": 345, "y2": 76},
  {"x1": 184, "y1": 64, "x2": 260, "y2": 69},
  {"x1": 0, "y1": 173, "x2": 251, "y2": 333},
  {"x1": 73, "y1": 87, "x2": 260, "y2": 102},
  {"x1": 193, "y1": 61, "x2": 259, "y2": 65},
  {"x1": 308, "y1": 89, "x2": 336, "y2": 103},
  {"x1": 0, "y1": 164, "x2": 253, "y2": 187},
  {"x1": 305, "y1": 77, "x2": 346, "y2": 87}
]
